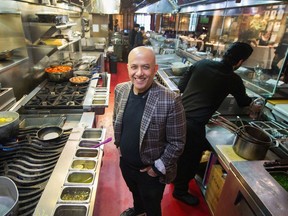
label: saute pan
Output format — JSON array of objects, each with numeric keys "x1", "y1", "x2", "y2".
[
  {"x1": 36, "y1": 126, "x2": 71, "y2": 141},
  {"x1": 69, "y1": 76, "x2": 100, "y2": 85}
]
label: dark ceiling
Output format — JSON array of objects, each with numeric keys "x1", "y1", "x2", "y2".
[{"x1": 120, "y1": 0, "x2": 160, "y2": 13}]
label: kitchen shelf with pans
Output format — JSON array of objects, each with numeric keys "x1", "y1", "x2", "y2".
[
  {"x1": 25, "y1": 22, "x2": 77, "y2": 44},
  {"x1": 27, "y1": 37, "x2": 81, "y2": 65}
]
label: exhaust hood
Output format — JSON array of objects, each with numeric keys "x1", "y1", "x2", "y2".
[
  {"x1": 84, "y1": 0, "x2": 160, "y2": 14},
  {"x1": 136, "y1": 0, "x2": 177, "y2": 14},
  {"x1": 84, "y1": 0, "x2": 121, "y2": 14}
]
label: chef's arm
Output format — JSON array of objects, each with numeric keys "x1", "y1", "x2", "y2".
[{"x1": 178, "y1": 65, "x2": 194, "y2": 93}]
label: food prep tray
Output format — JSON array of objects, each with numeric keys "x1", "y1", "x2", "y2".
[{"x1": 58, "y1": 186, "x2": 93, "y2": 203}]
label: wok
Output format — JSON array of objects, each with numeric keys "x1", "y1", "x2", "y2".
[
  {"x1": 36, "y1": 126, "x2": 71, "y2": 141},
  {"x1": 0, "y1": 176, "x2": 19, "y2": 216},
  {"x1": 0, "y1": 111, "x2": 20, "y2": 140}
]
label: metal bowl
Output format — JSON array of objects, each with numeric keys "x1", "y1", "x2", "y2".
[{"x1": 0, "y1": 111, "x2": 20, "y2": 140}]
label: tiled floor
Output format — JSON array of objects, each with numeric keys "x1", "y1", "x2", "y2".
[{"x1": 92, "y1": 62, "x2": 212, "y2": 216}]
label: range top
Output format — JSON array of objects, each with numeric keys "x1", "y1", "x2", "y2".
[{"x1": 24, "y1": 81, "x2": 89, "y2": 109}]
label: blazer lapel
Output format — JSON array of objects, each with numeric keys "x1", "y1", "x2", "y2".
[{"x1": 139, "y1": 82, "x2": 159, "y2": 146}]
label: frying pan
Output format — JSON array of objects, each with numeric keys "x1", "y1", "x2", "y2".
[
  {"x1": 69, "y1": 76, "x2": 100, "y2": 85},
  {"x1": 36, "y1": 126, "x2": 70, "y2": 141}
]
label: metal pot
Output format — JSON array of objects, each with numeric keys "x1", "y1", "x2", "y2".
[
  {"x1": 0, "y1": 176, "x2": 19, "y2": 216},
  {"x1": 45, "y1": 65, "x2": 73, "y2": 82},
  {"x1": 0, "y1": 111, "x2": 20, "y2": 140},
  {"x1": 233, "y1": 125, "x2": 272, "y2": 160}
]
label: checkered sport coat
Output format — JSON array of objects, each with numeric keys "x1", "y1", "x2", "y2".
[{"x1": 113, "y1": 81, "x2": 186, "y2": 183}]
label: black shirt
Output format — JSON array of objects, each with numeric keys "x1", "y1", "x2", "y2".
[
  {"x1": 120, "y1": 88, "x2": 148, "y2": 168},
  {"x1": 178, "y1": 59, "x2": 252, "y2": 123}
]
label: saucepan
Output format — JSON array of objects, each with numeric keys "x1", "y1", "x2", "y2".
[
  {"x1": 233, "y1": 125, "x2": 273, "y2": 160},
  {"x1": 36, "y1": 126, "x2": 73, "y2": 141},
  {"x1": 0, "y1": 176, "x2": 19, "y2": 216}
]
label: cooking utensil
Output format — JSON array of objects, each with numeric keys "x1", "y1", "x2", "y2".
[
  {"x1": 90, "y1": 137, "x2": 112, "y2": 148},
  {"x1": 45, "y1": 65, "x2": 73, "y2": 82},
  {"x1": 0, "y1": 176, "x2": 19, "y2": 216},
  {"x1": 0, "y1": 50, "x2": 14, "y2": 60},
  {"x1": 36, "y1": 13, "x2": 69, "y2": 25},
  {"x1": 0, "y1": 111, "x2": 20, "y2": 140},
  {"x1": 69, "y1": 76, "x2": 101, "y2": 85},
  {"x1": 233, "y1": 125, "x2": 272, "y2": 160},
  {"x1": 36, "y1": 126, "x2": 72, "y2": 141}
]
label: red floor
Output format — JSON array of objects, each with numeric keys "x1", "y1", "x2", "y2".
[{"x1": 93, "y1": 62, "x2": 212, "y2": 216}]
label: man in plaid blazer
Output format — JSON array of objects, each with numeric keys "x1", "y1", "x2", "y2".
[{"x1": 113, "y1": 46, "x2": 186, "y2": 216}]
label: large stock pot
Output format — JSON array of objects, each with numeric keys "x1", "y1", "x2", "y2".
[{"x1": 233, "y1": 125, "x2": 273, "y2": 160}]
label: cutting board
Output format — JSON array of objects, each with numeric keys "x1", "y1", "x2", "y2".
[
  {"x1": 216, "y1": 145, "x2": 246, "y2": 166},
  {"x1": 267, "y1": 99, "x2": 288, "y2": 105}
]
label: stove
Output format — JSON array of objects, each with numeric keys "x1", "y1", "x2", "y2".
[
  {"x1": 24, "y1": 81, "x2": 90, "y2": 109},
  {"x1": 17, "y1": 71, "x2": 110, "y2": 115},
  {"x1": 0, "y1": 127, "x2": 72, "y2": 216}
]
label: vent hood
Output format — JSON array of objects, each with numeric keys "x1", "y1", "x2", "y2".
[
  {"x1": 84, "y1": 0, "x2": 121, "y2": 14},
  {"x1": 84, "y1": 0, "x2": 160, "y2": 14},
  {"x1": 136, "y1": 0, "x2": 177, "y2": 14}
]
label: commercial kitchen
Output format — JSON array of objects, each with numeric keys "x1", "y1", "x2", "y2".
[{"x1": 0, "y1": 0, "x2": 288, "y2": 215}]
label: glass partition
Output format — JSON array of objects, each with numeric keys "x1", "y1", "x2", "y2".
[{"x1": 178, "y1": 2, "x2": 288, "y2": 98}]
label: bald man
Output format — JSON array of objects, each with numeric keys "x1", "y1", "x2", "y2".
[{"x1": 113, "y1": 47, "x2": 186, "y2": 216}]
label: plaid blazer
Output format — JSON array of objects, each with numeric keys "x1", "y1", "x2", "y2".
[{"x1": 113, "y1": 81, "x2": 186, "y2": 183}]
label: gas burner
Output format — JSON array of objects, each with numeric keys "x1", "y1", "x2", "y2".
[
  {"x1": 24, "y1": 81, "x2": 89, "y2": 109},
  {"x1": 0, "y1": 127, "x2": 72, "y2": 215}
]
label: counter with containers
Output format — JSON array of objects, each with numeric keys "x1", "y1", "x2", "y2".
[{"x1": 154, "y1": 47, "x2": 288, "y2": 215}]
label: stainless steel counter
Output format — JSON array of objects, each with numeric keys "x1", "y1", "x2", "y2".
[
  {"x1": 216, "y1": 160, "x2": 288, "y2": 216},
  {"x1": 33, "y1": 112, "x2": 105, "y2": 216}
]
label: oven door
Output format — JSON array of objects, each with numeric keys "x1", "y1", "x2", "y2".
[{"x1": 215, "y1": 169, "x2": 264, "y2": 216}]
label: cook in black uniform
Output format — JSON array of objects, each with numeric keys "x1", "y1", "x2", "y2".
[{"x1": 173, "y1": 42, "x2": 254, "y2": 206}]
